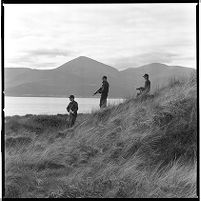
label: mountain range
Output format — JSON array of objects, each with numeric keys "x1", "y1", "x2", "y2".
[{"x1": 5, "y1": 56, "x2": 195, "y2": 98}]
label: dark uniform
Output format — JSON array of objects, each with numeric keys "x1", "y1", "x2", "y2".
[
  {"x1": 67, "y1": 100, "x2": 78, "y2": 127},
  {"x1": 136, "y1": 74, "x2": 151, "y2": 97},
  {"x1": 144, "y1": 79, "x2": 151, "y2": 94},
  {"x1": 96, "y1": 80, "x2": 109, "y2": 108}
]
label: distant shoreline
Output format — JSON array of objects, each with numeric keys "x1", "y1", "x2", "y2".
[
  {"x1": 5, "y1": 96, "x2": 124, "y2": 99},
  {"x1": 4, "y1": 113, "x2": 86, "y2": 118},
  {"x1": 4, "y1": 97, "x2": 125, "y2": 117}
]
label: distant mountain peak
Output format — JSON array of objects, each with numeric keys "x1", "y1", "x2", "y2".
[
  {"x1": 74, "y1": 56, "x2": 106, "y2": 65},
  {"x1": 77, "y1": 56, "x2": 89, "y2": 59},
  {"x1": 55, "y1": 55, "x2": 119, "y2": 76},
  {"x1": 64, "y1": 56, "x2": 101, "y2": 65},
  {"x1": 140, "y1": 63, "x2": 168, "y2": 68}
]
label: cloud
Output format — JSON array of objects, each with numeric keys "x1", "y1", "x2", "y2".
[
  {"x1": 31, "y1": 62, "x2": 59, "y2": 69},
  {"x1": 26, "y1": 48, "x2": 73, "y2": 57},
  {"x1": 4, "y1": 4, "x2": 196, "y2": 69},
  {"x1": 7, "y1": 55, "x2": 60, "y2": 68},
  {"x1": 112, "y1": 52, "x2": 177, "y2": 68},
  {"x1": 112, "y1": 52, "x2": 195, "y2": 70}
]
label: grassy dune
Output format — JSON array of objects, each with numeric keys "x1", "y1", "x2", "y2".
[{"x1": 4, "y1": 73, "x2": 197, "y2": 198}]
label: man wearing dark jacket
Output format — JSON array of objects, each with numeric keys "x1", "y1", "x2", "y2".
[
  {"x1": 66, "y1": 95, "x2": 78, "y2": 127},
  {"x1": 136, "y1": 74, "x2": 151, "y2": 97},
  {"x1": 94, "y1": 76, "x2": 109, "y2": 108}
]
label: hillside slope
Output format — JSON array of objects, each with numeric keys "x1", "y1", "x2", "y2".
[
  {"x1": 5, "y1": 57, "x2": 194, "y2": 98},
  {"x1": 119, "y1": 63, "x2": 195, "y2": 94},
  {"x1": 5, "y1": 74, "x2": 197, "y2": 198}
]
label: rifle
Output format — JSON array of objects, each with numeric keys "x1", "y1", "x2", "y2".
[
  {"x1": 93, "y1": 88, "x2": 102, "y2": 96},
  {"x1": 136, "y1": 87, "x2": 144, "y2": 91}
]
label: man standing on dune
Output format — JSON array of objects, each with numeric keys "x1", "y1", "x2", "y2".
[
  {"x1": 93, "y1": 76, "x2": 109, "y2": 108},
  {"x1": 66, "y1": 95, "x2": 78, "y2": 127}
]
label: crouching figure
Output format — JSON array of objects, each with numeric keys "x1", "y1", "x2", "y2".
[{"x1": 136, "y1": 73, "x2": 151, "y2": 97}]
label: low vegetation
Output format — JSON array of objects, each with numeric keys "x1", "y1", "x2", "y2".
[{"x1": 4, "y1": 73, "x2": 197, "y2": 198}]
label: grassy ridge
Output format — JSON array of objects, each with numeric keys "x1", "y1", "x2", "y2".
[{"x1": 4, "y1": 74, "x2": 197, "y2": 198}]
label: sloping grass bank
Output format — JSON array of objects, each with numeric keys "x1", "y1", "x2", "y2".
[{"x1": 4, "y1": 74, "x2": 197, "y2": 198}]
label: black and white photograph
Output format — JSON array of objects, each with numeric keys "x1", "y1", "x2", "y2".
[{"x1": 3, "y1": 2, "x2": 198, "y2": 198}]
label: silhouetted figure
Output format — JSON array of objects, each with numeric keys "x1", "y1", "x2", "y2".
[
  {"x1": 66, "y1": 95, "x2": 78, "y2": 127},
  {"x1": 94, "y1": 76, "x2": 109, "y2": 108},
  {"x1": 136, "y1": 74, "x2": 151, "y2": 97}
]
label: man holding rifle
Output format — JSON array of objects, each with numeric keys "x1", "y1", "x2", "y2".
[{"x1": 93, "y1": 75, "x2": 109, "y2": 108}]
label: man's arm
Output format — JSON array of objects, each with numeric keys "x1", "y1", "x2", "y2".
[
  {"x1": 67, "y1": 103, "x2": 70, "y2": 112},
  {"x1": 94, "y1": 87, "x2": 102, "y2": 95},
  {"x1": 101, "y1": 82, "x2": 109, "y2": 94},
  {"x1": 101, "y1": 83, "x2": 105, "y2": 93},
  {"x1": 136, "y1": 87, "x2": 144, "y2": 91}
]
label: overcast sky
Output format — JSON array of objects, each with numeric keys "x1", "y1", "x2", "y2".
[{"x1": 4, "y1": 3, "x2": 196, "y2": 70}]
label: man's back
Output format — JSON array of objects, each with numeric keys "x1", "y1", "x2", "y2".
[{"x1": 144, "y1": 79, "x2": 151, "y2": 93}]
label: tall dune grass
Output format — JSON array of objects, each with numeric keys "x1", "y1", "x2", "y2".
[{"x1": 4, "y1": 74, "x2": 197, "y2": 198}]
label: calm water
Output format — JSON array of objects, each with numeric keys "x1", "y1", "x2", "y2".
[{"x1": 4, "y1": 97, "x2": 124, "y2": 116}]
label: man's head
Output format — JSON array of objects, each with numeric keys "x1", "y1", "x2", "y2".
[
  {"x1": 143, "y1": 74, "x2": 149, "y2": 80},
  {"x1": 102, "y1": 75, "x2": 107, "y2": 81},
  {"x1": 69, "y1": 95, "x2": 75, "y2": 102}
]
